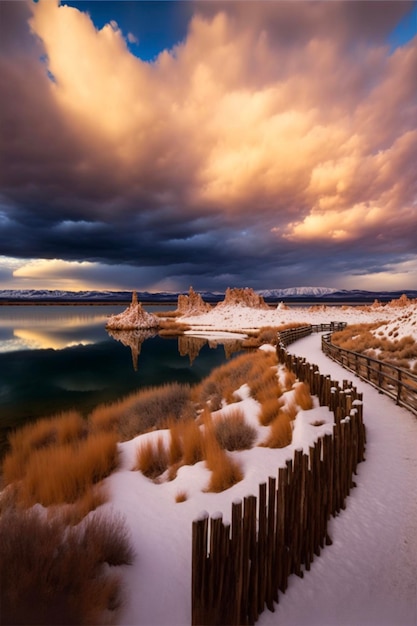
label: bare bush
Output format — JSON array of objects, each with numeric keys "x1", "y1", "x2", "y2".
[
  {"x1": 111, "y1": 383, "x2": 195, "y2": 441},
  {"x1": 0, "y1": 507, "x2": 133, "y2": 626},
  {"x1": 214, "y1": 408, "x2": 257, "y2": 451}
]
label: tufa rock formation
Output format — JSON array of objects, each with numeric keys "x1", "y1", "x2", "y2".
[
  {"x1": 217, "y1": 287, "x2": 269, "y2": 309},
  {"x1": 177, "y1": 286, "x2": 211, "y2": 315},
  {"x1": 106, "y1": 291, "x2": 160, "y2": 330}
]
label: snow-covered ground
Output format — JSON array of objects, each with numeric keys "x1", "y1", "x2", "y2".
[{"x1": 101, "y1": 299, "x2": 417, "y2": 626}]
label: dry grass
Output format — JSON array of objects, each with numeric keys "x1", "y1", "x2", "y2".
[
  {"x1": 3, "y1": 411, "x2": 87, "y2": 484},
  {"x1": 251, "y1": 373, "x2": 282, "y2": 404},
  {"x1": 158, "y1": 320, "x2": 191, "y2": 336},
  {"x1": 204, "y1": 427, "x2": 243, "y2": 493},
  {"x1": 175, "y1": 490, "x2": 188, "y2": 503},
  {"x1": 134, "y1": 435, "x2": 169, "y2": 480},
  {"x1": 168, "y1": 421, "x2": 183, "y2": 466},
  {"x1": 0, "y1": 507, "x2": 134, "y2": 626},
  {"x1": 90, "y1": 383, "x2": 195, "y2": 441},
  {"x1": 52, "y1": 485, "x2": 108, "y2": 526},
  {"x1": 194, "y1": 350, "x2": 278, "y2": 410},
  {"x1": 282, "y1": 370, "x2": 296, "y2": 391},
  {"x1": 214, "y1": 408, "x2": 257, "y2": 451},
  {"x1": 16, "y1": 431, "x2": 119, "y2": 507},
  {"x1": 258, "y1": 397, "x2": 282, "y2": 426},
  {"x1": 262, "y1": 410, "x2": 293, "y2": 448},
  {"x1": 293, "y1": 382, "x2": 313, "y2": 410},
  {"x1": 181, "y1": 419, "x2": 204, "y2": 465},
  {"x1": 331, "y1": 324, "x2": 417, "y2": 370}
]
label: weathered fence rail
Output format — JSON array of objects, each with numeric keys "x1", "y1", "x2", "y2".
[
  {"x1": 191, "y1": 324, "x2": 365, "y2": 625},
  {"x1": 322, "y1": 333, "x2": 417, "y2": 417}
]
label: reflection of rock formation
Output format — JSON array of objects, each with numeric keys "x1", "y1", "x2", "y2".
[
  {"x1": 208, "y1": 338, "x2": 244, "y2": 359},
  {"x1": 177, "y1": 286, "x2": 211, "y2": 315},
  {"x1": 217, "y1": 287, "x2": 269, "y2": 309},
  {"x1": 106, "y1": 291, "x2": 160, "y2": 330},
  {"x1": 178, "y1": 335, "x2": 208, "y2": 364},
  {"x1": 178, "y1": 335, "x2": 244, "y2": 363},
  {"x1": 107, "y1": 328, "x2": 156, "y2": 370}
]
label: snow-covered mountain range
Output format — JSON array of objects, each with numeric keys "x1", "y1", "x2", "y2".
[{"x1": 0, "y1": 287, "x2": 416, "y2": 303}]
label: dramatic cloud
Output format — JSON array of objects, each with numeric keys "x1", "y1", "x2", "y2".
[{"x1": 0, "y1": 0, "x2": 416, "y2": 291}]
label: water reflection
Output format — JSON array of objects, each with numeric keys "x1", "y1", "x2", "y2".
[
  {"x1": 0, "y1": 306, "x2": 245, "y2": 454},
  {"x1": 107, "y1": 329, "x2": 158, "y2": 370},
  {"x1": 178, "y1": 335, "x2": 244, "y2": 363},
  {"x1": 0, "y1": 306, "x2": 118, "y2": 353}
]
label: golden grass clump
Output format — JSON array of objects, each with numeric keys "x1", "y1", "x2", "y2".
[
  {"x1": 293, "y1": 382, "x2": 313, "y2": 410},
  {"x1": 17, "y1": 431, "x2": 119, "y2": 507},
  {"x1": 3, "y1": 411, "x2": 87, "y2": 484},
  {"x1": 331, "y1": 324, "x2": 417, "y2": 370},
  {"x1": 262, "y1": 410, "x2": 293, "y2": 448},
  {"x1": 194, "y1": 350, "x2": 278, "y2": 410},
  {"x1": 258, "y1": 397, "x2": 282, "y2": 426},
  {"x1": 181, "y1": 419, "x2": 204, "y2": 466},
  {"x1": 282, "y1": 370, "x2": 297, "y2": 391},
  {"x1": 134, "y1": 436, "x2": 169, "y2": 480},
  {"x1": 175, "y1": 490, "x2": 188, "y2": 503},
  {"x1": 214, "y1": 408, "x2": 257, "y2": 451},
  {"x1": 251, "y1": 374, "x2": 282, "y2": 404},
  {"x1": 0, "y1": 507, "x2": 134, "y2": 626},
  {"x1": 204, "y1": 427, "x2": 243, "y2": 493}
]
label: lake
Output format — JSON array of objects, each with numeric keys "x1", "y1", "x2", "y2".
[{"x1": 0, "y1": 305, "x2": 245, "y2": 454}]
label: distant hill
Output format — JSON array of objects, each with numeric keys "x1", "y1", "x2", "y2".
[{"x1": 0, "y1": 287, "x2": 416, "y2": 304}]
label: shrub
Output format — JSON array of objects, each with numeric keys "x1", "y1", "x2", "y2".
[
  {"x1": 134, "y1": 436, "x2": 169, "y2": 480},
  {"x1": 0, "y1": 507, "x2": 133, "y2": 626},
  {"x1": 116, "y1": 384, "x2": 195, "y2": 441},
  {"x1": 55, "y1": 485, "x2": 108, "y2": 526},
  {"x1": 214, "y1": 408, "x2": 257, "y2": 451}
]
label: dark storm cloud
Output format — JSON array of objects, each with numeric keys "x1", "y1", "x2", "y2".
[{"x1": 0, "y1": 0, "x2": 416, "y2": 291}]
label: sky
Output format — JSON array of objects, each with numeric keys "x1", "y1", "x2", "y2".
[{"x1": 0, "y1": 0, "x2": 416, "y2": 294}]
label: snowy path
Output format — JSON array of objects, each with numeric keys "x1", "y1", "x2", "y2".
[{"x1": 258, "y1": 333, "x2": 417, "y2": 626}]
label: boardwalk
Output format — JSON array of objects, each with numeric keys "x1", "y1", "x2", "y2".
[{"x1": 258, "y1": 332, "x2": 417, "y2": 626}]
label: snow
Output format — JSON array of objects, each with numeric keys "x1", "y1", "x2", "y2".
[{"x1": 101, "y1": 300, "x2": 417, "y2": 626}]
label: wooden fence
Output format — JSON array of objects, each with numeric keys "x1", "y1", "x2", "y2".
[
  {"x1": 191, "y1": 326, "x2": 365, "y2": 625},
  {"x1": 321, "y1": 333, "x2": 417, "y2": 417}
]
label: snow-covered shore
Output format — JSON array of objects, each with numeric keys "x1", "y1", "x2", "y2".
[{"x1": 101, "y1": 295, "x2": 417, "y2": 626}]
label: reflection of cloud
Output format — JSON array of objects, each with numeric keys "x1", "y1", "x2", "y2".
[
  {"x1": 0, "y1": 1, "x2": 416, "y2": 291},
  {"x1": 14, "y1": 329, "x2": 92, "y2": 351},
  {"x1": 107, "y1": 329, "x2": 157, "y2": 370}
]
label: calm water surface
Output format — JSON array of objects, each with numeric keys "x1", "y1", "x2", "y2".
[{"x1": 0, "y1": 305, "x2": 244, "y2": 451}]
